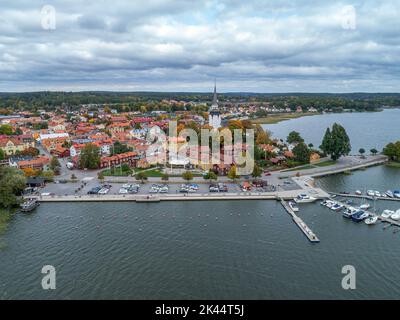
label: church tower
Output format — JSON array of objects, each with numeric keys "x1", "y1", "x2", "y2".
[{"x1": 208, "y1": 81, "x2": 221, "y2": 129}]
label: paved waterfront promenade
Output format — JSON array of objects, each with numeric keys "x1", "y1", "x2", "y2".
[{"x1": 30, "y1": 186, "x2": 330, "y2": 203}]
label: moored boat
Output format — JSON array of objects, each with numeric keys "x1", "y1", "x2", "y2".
[
  {"x1": 390, "y1": 209, "x2": 400, "y2": 221},
  {"x1": 343, "y1": 207, "x2": 357, "y2": 218},
  {"x1": 381, "y1": 209, "x2": 395, "y2": 219},
  {"x1": 365, "y1": 216, "x2": 378, "y2": 225},
  {"x1": 359, "y1": 203, "x2": 370, "y2": 210},
  {"x1": 20, "y1": 198, "x2": 40, "y2": 212},
  {"x1": 293, "y1": 194, "x2": 317, "y2": 203},
  {"x1": 355, "y1": 190, "x2": 362, "y2": 195},
  {"x1": 351, "y1": 210, "x2": 369, "y2": 222},
  {"x1": 288, "y1": 201, "x2": 299, "y2": 212},
  {"x1": 385, "y1": 190, "x2": 394, "y2": 198}
]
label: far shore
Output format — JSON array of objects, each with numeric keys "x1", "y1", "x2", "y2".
[{"x1": 251, "y1": 108, "x2": 389, "y2": 125}]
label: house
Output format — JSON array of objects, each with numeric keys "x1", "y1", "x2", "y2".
[
  {"x1": 51, "y1": 145, "x2": 70, "y2": 158},
  {"x1": 99, "y1": 151, "x2": 138, "y2": 169},
  {"x1": 310, "y1": 152, "x2": 321, "y2": 163},
  {"x1": 107, "y1": 122, "x2": 131, "y2": 134},
  {"x1": 26, "y1": 177, "x2": 45, "y2": 188},
  {"x1": 18, "y1": 156, "x2": 50, "y2": 170},
  {"x1": 0, "y1": 136, "x2": 35, "y2": 156},
  {"x1": 38, "y1": 132, "x2": 69, "y2": 142}
]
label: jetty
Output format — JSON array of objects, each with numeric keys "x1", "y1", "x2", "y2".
[
  {"x1": 330, "y1": 192, "x2": 400, "y2": 202},
  {"x1": 280, "y1": 199, "x2": 320, "y2": 243}
]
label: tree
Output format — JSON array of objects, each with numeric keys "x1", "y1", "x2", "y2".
[
  {"x1": 320, "y1": 128, "x2": 332, "y2": 156},
  {"x1": 308, "y1": 143, "x2": 314, "y2": 149},
  {"x1": 135, "y1": 171, "x2": 148, "y2": 183},
  {"x1": 256, "y1": 130, "x2": 270, "y2": 145},
  {"x1": 320, "y1": 123, "x2": 351, "y2": 161},
  {"x1": 251, "y1": 164, "x2": 263, "y2": 178},
  {"x1": 293, "y1": 142, "x2": 311, "y2": 164},
  {"x1": 0, "y1": 149, "x2": 5, "y2": 161},
  {"x1": 0, "y1": 166, "x2": 26, "y2": 208},
  {"x1": 182, "y1": 171, "x2": 194, "y2": 181},
  {"x1": 227, "y1": 165, "x2": 239, "y2": 181},
  {"x1": 97, "y1": 171, "x2": 105, "y2": 182},
  {"x1": 21, "y1": 147, "x2": 40, "y2": 157},
  {"x1": 0, "y1": 124, "x2": 13, "y2": 135},
  {"x1": 370, "y1": 148, "x2": 378, "y2": 155},
  {"x1": 22, "y1": 167, "x2": 39, "y2": 177},
  {"x1": 71, "y1": 174, "x2": 77, "y2": 180},
  {"x1": 359, "y1": 148, "x2": 365, "y2": 157},
  {"x1": 286, "y1": 131, "x2": 304, "y2": 144},
  {"x1": 41, "y1": 170, "x2": 54, "y2": 182},
  {"x1": 203, "y1": 170, "x2": 217, "y2": 182},
  {"x1": 161, "y1": 173, "x2": 169, "y2": 182},
  {"x1": 111, "y1": 141, "x2": 132, "y2": 155},
  {"x1": 383, "y1": 141, "x2": 400, "y2": 161},
  {"x1": 50, "y1": 156, "x2": 61, "y2": 171},
  {"x1": 78, "y1": 143, "x2": 100, "y2": 169}
]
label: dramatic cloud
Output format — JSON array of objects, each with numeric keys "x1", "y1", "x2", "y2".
[{"x1": 0, "y1": 0, "x2": 399, "y2": 92}]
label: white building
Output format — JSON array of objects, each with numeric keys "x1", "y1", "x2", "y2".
[
  {"x1": 38, "y1": 132, "x2": 69, "y2": 142},
  {"x1": 208, "y1": 83, "x2": 221, "y2": 129}
]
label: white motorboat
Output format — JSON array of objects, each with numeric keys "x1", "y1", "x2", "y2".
[
  {"x1": 288, "y1": 201, "x2": 299, "y2": 212},
  {"x1": 375, "y1": 191, "x2": 381, "y2": 197},
  {"x1": 390, "y1": 209, "x2": 400, "y2": 221},
  {"x1": 381, "y1": 209, "x2": 394, "y2": 219},
  {"x1": 365, "y1": 216, "x2": 378, "y2": 225},
  {"x1": 330, "y1": 203, "x2": 344, "y2": 212},
  {"x1": 367, "y1": 190, "x2": 375, "y2": 197},
  {"x1": 359, "y1": 203, "x2": 370, "y2": 210},
  {"x1": 385, "y1": 190, "x2": 394, "y2": 198},
  {"x1": 293, "y1": 194, "x2": 317, "y2": 203},
  {"x1": 355, "y1": 190, "x2": 362, "y2": 195},
  {"x1": 343, "y1": 207, "x2": 357, "y2": 218}
]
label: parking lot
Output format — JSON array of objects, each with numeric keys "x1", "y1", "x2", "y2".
[{"x1": 38, "y1": 175, "x2": 301, "y2": 197}]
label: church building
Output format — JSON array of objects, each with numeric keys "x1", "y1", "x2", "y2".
[{"x1": 208, "y1": 82, "x2": 221, "y2": 129}]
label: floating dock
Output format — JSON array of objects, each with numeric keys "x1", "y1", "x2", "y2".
[
  {"x1": 280, "y1": 199, "x2": 320, "y2": 243},
  {"x1": 330, "y1": 192, "x2": 400, "y2": 202}
]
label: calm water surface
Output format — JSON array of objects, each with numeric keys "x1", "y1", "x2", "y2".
[
  {"x1": 1, "y1": 166, "x2": 400, "y2": 300},
  {"x1": 263, "y1": 108, "x2": 400, "y2": 152}
]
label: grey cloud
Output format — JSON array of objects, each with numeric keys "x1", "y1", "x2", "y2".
[{"x1": 0, "y1": 0, "x2": 399, "y2": 92}]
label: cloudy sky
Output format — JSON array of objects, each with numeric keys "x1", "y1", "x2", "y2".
[{"x1": 1, "y1": 0, "x2": 399, "y2": 92}]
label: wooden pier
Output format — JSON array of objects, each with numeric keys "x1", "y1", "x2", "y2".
[
  {"x1": 280, "y1": 199, "x2": 320, "y2": 243},
  {"x1": 330, "y1": 192, "x2": 400, "y2": 202}
]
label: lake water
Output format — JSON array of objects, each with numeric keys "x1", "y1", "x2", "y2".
[
  {"x1": 2, "y1": 110, "x2": 400, "y2": 299},
  {"x1": 263, "y1": 108, "x2": 400, "y2": 152}
]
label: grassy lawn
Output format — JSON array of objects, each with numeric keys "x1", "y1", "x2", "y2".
[
  {"x1": 251, "y1": 112, "x2": 317, "y2": 124},
  {"x1": 314, "y1": 160, "x2": 337, "y2": 167},
  {"x1": 386, "y1": 161, "x2": 400, "y2": 168},
  {"x1": 282, "y1": 160, "x2": 337, "y2": 172},
  {"x1": 139, "y1": 169, "x2": 164, "y2": 177},
  {"x1": 102, "y1": 169, "x2": 132, "y2": 176}
]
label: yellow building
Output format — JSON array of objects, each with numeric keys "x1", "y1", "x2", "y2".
[{"x1": 0, "y1": 136, "x2": 35, "y2": 155}]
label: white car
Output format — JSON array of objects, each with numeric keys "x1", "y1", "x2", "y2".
[
  {"x1": 98, "y1": 188, "x2": 109, "y2": 194},
  {"x1": 119, "y1": 188, "x2": 128, "y2": 194}
]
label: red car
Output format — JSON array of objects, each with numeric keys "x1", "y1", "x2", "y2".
[{"x1": 264, "y1": 171, "x2": 271, "y2": 176}]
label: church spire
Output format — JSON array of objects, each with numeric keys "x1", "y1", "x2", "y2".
[{"x1": 211, "y1": 79, "x2": 218, "y2": 107}]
